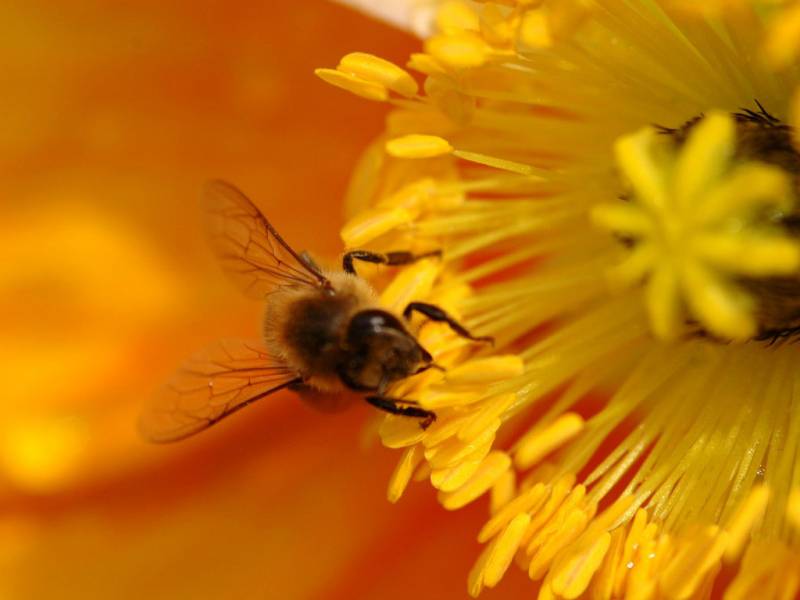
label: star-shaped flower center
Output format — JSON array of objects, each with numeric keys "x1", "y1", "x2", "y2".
[{"x1": 593, "y1": 111, "x2": 799, "y2": 341}]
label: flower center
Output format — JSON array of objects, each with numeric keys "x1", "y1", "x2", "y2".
[{"x1": 594, "y1": 108, "x2": 800, "y2": 343}]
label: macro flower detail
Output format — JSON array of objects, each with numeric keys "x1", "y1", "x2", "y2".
[
  {"x1": 322, "y1": 0, "x2": 800, "y2": 598},
  {"x1": 593, "y1": 111, "x2": 800, "y2": 341}
]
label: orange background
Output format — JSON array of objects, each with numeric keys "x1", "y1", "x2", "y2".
[{"x1": 0, "y1": 1, "x2": 532, "y2": 598}]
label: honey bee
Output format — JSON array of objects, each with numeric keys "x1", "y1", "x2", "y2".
[{"x1": 140, "y1": 180, "x2": 491, "y2": 442}]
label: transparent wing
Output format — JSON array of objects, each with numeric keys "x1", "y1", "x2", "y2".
[
  {"x1": 204, "y1": 179, "x2": 332, "y2": 299},
  {"x1": 140, "y1": 339, "x2": 301, "y2": 443}
]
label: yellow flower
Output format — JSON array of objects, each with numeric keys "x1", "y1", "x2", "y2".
[{"x1": 322, "y1": 0, "x2": 800, "y2": 598}]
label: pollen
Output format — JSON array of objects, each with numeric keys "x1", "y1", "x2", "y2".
[
  {"x1": 337, "y1": 52, "x2": 418, "y2": 98},
  {"x1": 384, "y1": 134, "x2": 454, "y2": 159},
  {"x1": 313, "y1": 68, "x2": 388, "y2": 102}
]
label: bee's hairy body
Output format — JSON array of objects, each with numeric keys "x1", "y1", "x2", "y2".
[{"x1": 264, "y1": 271, "x2": 429, "y2": 394}]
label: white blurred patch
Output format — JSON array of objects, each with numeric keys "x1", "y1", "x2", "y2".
[{"x1": 333, "y1": 0, "x2": 439, "y2": 38}]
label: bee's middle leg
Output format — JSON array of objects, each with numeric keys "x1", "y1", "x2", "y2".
[
  {"x1": 365, "y1": 395, "x2": 436, "y2": 429},
  {"x1": 403, "y1": 301, "x2": 494, "y2": 345},
  {"x1": 342, "y1": 249, "x2": 441, "y2": 276}
]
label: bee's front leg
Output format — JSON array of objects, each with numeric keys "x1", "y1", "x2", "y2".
[
  {"x1": 365, "y1": 395, "x2": 436, "y2": 429},
  {"x1": 402, "y1": 301, "x2": 494, "y2": 345}
]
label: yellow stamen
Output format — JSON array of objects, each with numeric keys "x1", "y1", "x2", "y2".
[
  {"x1": 431, "y1": 444, "x2": 490, "y2": 492},
  {"x1": 446, "y1": 356, "x2": 524, "y2": 385},
  {"x1": 313, "y1": 68, "x2": 388, "y2": 102},
  {"x1": 518, "y1": 10, "x2": 552, "y2": 48},
  {"x1": 418, "y1": 388, "x2": 484, "y2": 409},
  {"x1": 379, "y1": 415, "x2": 426, "y2": 449},
  {"x1": 380, "y1": 259, "x2": 441, "y2": 312},
  {"x1": 452, "y1": 150, "x2": 543, "y2": 176},
  {"x1": 723, "y1": 485, "x2": 770, "y2": 562},
  {"x1": 439, "y1": 450, "x2": 511, "y2": 510},
  {"x1": 483, "y1": 513, "x2": 532, "y2": 587},
  {"x1": 425, "y1": 425, "x2": 495, "y2": 470},
  {"x1": 406, "y1": 52, "x2": 446, "y2": 76},
  {"x1": 763, "y1": 2, "x2": 800, "y2": 69},
  {"x1": 387, "y1": 444, "x2": 424, "y2": 503},
  {"x1": 425, "y1": 32, "x2": 491, "y2": 69},
  {"x1": 340, "y1": 205, "x2": 415, "y2": 247},
  {"x1": 658, "y1": 526, "x2": 728, "y2": 599},
  {"x1": 528, "y1": 508, "x2": 590, "y2": 580},
  {"x1": 479, "y1": 482, "x2": 549, "y2": 543},
  {"x1": 514, "y1": 413, "x2": 585, "y2": 469},
  {"x1": 338, "y1": 52, "x2": 418, "y2": 98},
  {"x1": 489, "y1": 469, "x2": 517, "y2": 513},
  {"x1": 436, "y1": 0, "x2": 480, "y2": 34},
  {"x1": 788, "y1": 487, "x2": 800, "y2": 529},
  {"x1": 458, "y1": 393, "x2": 517, "y2": 443},
  {"x1": 385, "y1": 134, "x2": 454, "y2": 159},
  {"x1": 550, "y1": 530, "x2": 612, "y2": 599}
]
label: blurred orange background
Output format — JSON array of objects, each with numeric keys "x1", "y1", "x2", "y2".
[{"x1": 0, "y1": 2, "x2": 532, "y2": 598}]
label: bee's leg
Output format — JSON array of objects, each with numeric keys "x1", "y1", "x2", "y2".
[
  {"x1": 403, "y1": 301, "x2": 494, "y2": 345},
  {"x1": 365, "y1": 395, "x2": 437, "y2": 429},
  {"x1": 342, "y1": 249, "x2": 441, "y2": 276}
]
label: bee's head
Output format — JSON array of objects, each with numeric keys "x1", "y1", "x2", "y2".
[{"x1": 338, "y1": 309, "x2": 431, "y2": 391}]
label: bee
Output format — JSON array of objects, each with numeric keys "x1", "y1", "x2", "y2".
[{"x1": 140, "y1": 180, "x2": 491, "y2": 442}]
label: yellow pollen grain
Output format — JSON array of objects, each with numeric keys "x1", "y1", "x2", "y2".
[
  {"x1": 515, "y1": 413, "x2": 585, "y2": 469},
  {"x1": 425, "y1": 32, "x2": 491, "y2": 69},
  {"x1": 551, "y1": 531, "x2": 612, "y2": 599},
  {"x1": 490, "y1": 468, "x2": 517, "y2": 514},
  {"x1": 380, "y1": 259, "x2": 440, "y2": 313},
  {"x1": 723, "y1": 485, "x2": 770, "y2": 562},
  {"x1": 458, "y1": 393, "x2": 516, "y2": 443},
  {"x1": 446, "y1": 355, "x2": 525, "y2": 385},
  {"x1": 483, "y1": 513, "x2": 532, "y2": 588},
  {"x1": 340, "y1": 205, "x2": 415, "y2": 247},
  {"x1": 439, "y1": 450, "x2": 511, "y2": 510},
  {"x1": 788, "y1": 487, "x2": 800, "y2": 529},
  {"x1": 379, "y1": 414, "x2": 427, "y2": 448},
  {"x1": 387, "y1": 444, "x2": 424, "y2": 503},
  {"x1": 385, "y1": 134, "x2": 453, "y2": 159},
  {"x1": 314, "y1": 68, "x2": 388, "y2": 102},
  {"x1": 337, "y1": 52, "x2": 418, "y2": 97},
  {"x1": 479, "y1": 482, "x2": 549, "y2": 543}
]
